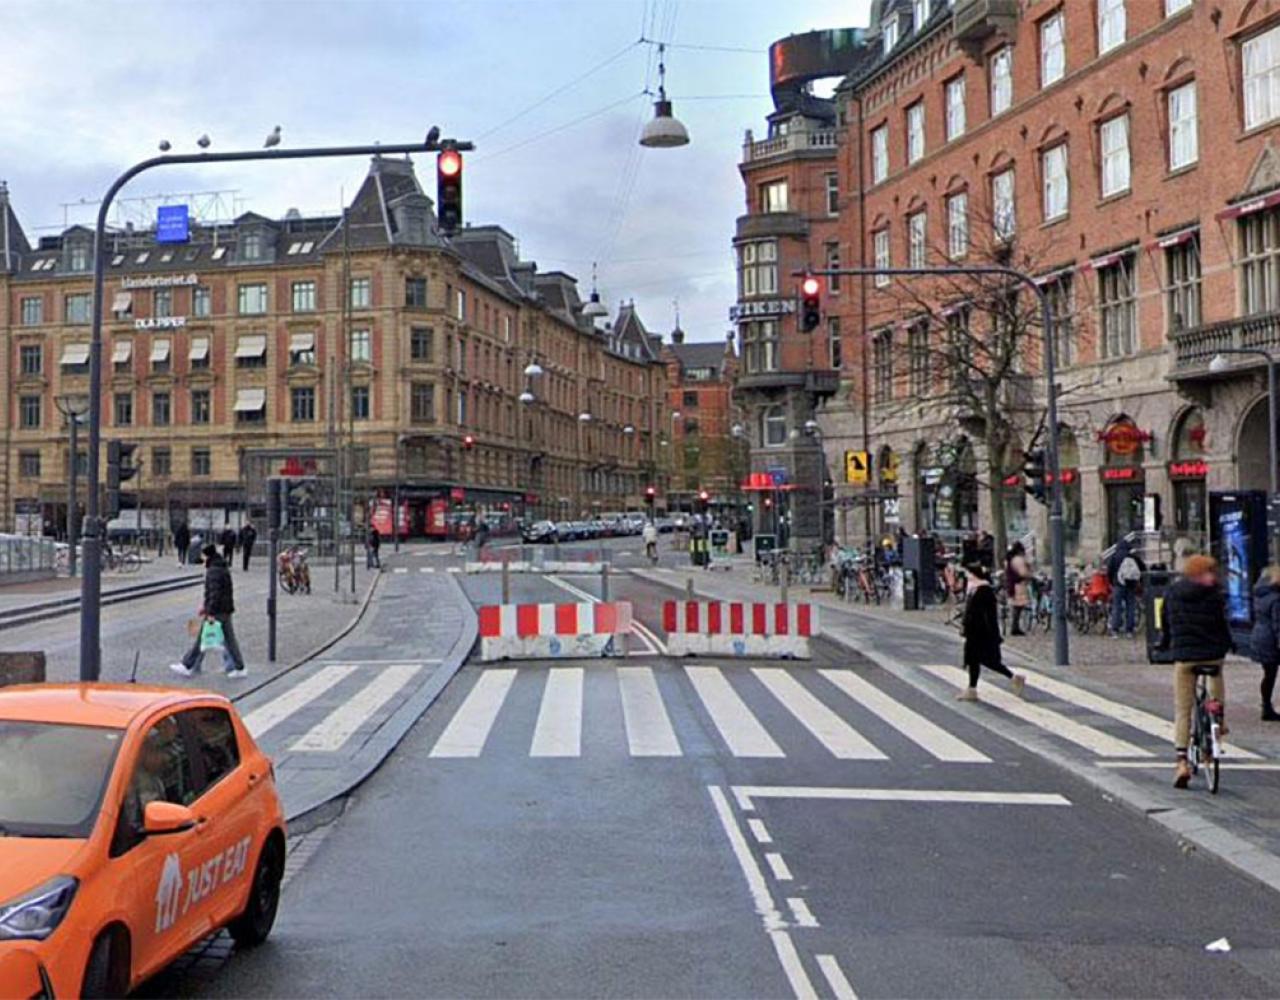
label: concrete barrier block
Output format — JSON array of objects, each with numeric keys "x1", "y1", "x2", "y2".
[{"x1": 0, "y1": 651, "x2": 46, "y2": 687}]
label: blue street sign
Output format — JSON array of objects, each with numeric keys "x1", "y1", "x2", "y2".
[
  {"x1": 768, "y1": 467, "x2": 787, "y2": 486},
  {"x1": 156, "y1": 204, "x2": 190, "y2": 244}
]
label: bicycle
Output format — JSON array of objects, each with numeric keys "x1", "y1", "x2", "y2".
[
  {"x1": 103, "y1": 542, "x2": 142, "y2": 574},
  {"x1": 1187, "y1": 665, "x2": 1225, "y2": 794}
]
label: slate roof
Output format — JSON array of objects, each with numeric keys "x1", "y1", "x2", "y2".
[
  {"x1": 670, "y1": 341, "x2": 728, "y2": 374},
  {"x1": 0, "y1": 182, "x2": 31, "y2": 274}
]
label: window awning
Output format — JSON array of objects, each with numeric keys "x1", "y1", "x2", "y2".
[
  {"x1": 1216, "y1": 190, "x2": 1280, "y2": 221},
  {"x1": 111, "y1": 340, "x2": 132, "y2": 364},
  {"x1": 233, "y1": 388, "x2": 267, "y2": 412},
  {"x1": 111, "y1": 291, "x2": 132, "y2": 313},
  {"x1": 150, "y1": 339, "x2": 171, "y2": 363},
  {"x1": 60, "y1": 343, "x2": 90, "y2": 365},
  {"x1": 289, "y1": 332, "x2": 315, "y2": 352},
  {"x1": 1149, "y1": 226, "x2": 1199, "y2": 251},
  {"x1": 234, "y1": 335, "x2": 267, "y2": 359},
  {"x1": 189, "y1": 337, "x2": 210, "y2": 361}
]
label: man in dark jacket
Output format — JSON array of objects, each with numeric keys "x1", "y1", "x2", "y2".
[
  {"x1": 219, "y1": 525, "x2": 237, "y2": 566},
  {"x1": 957, "y1": 564, "x2": 1026, "y2": 701},
  {"x1": 1107, "y1": 537, "x2": 1146, "y2": 638},
  {"x1": 239, "y1": 521, "x2": 257, "y2": 572},
  {"x1": 1161, "y1": 554, "x2": 1233, "y2": 787},
  {"x1": 1250, "y1": 566, "x2": 1280, "y2": 721},
  {"x1": 170, "y1": 545, "x2": 247, "y2": 679},
  {"x1": 173, "y1": 521, "x2": 190, "y2": 566},
  {"x1": 366, "y1": 525, "x2": 382, "y2": 569}
]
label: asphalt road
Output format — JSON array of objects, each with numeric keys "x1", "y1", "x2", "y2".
[{"x1": 151, "y1": 559, "x2": 1280, "y2": 998}]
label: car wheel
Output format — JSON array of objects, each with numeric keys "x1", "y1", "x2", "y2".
[
  {"x1": 82, "y1": 930, "x2": 127, "y2": 999},
  {"x1": 229, "y1": 837, "x2": 284, "y2": 948}
]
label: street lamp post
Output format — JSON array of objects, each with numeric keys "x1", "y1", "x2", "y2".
[
  {"x1": 79, "y1": 133, "x2": 465, "y2": 682},
  {"x1": 54, "y1": 394, "x2": 90, "y2": 577},
  {"x1": 1209, "y1": 348, "x2": 1279, "y2": 554}
]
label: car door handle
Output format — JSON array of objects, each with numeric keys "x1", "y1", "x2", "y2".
[
  {"x1": 247, "y1": 772, "x2": 261, "y2": 787},
  {"x1": 194, "y1": 816, "x2": 210, "y2": 835}
]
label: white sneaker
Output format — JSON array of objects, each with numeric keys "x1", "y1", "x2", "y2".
[
  {"x1": 169, "y1": 663, "x2": 199, "y2": 678},
  {"x1": 1011, "y1": 674, "x2": 1026, "y2": 698},
  {"x1": 224, "y1": 666, "x2": 248, "y2": 680},
  {"x1": 955, "y1": 688, "x2": 978, "y2": 702}
]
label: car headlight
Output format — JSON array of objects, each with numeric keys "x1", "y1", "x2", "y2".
[{"x1": 0, "y1": 877, "x2": 78, "y2": 941}]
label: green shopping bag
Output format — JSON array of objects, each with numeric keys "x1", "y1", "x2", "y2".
[{"x1": 199, "y1": 618, "x2": 225, "y2": 652}]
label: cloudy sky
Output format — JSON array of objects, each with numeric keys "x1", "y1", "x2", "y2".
[{"x1": 1, "y1": 0, "x2": 870, "y2": 343}]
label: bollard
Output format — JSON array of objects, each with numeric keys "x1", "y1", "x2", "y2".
[
  {"x1": 781, "y1": 559, "x2": 790, "y2": 606},
  {"x1": 502, "y1": 557, "x2": 511, "y2": 605},
  {"x1": 602, "y1": 561, "x2": 611, "y2": 602},
  {"x1": 686, "y1": 577, "x2": 695, "y2": 601}
]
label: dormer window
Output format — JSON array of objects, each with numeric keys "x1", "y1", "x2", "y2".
[
  {"x1": 241, "y1": 231, "x2": 264, "y2": 261},
  {"x1": 135, "y1": 251, "x2": 149, "y2": 264},
  {"x1": 68, "y1": 242, "x2": 90, "y2": 272},
  {"x1": 913, "y1": 0, "x2": 930, "y2": 30},
  {"x1": 883, "y1": 17, "x2": 899, "y2": 54},
  {"x1": 111, "y1": 254, "x2": 125, "y2": 266},
  {"x1": 211, "y1": 246, "x2": 227, "y2": 261}
]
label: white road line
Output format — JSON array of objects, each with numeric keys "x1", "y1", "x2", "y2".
[
  {"x1": 732, "y1": 786, "x2": 1071, "y2": 809},
  {"x1": 771, "y1": 931, "x2": 819, "y2": 1000},
  {"x1": 754, "y1": 669, "x2": 886, "y2": 760},
  {"x1": 920, "y1": 664, "x2": 1154, "y2": 758},
  {"x1": 429, "y1": 669, "x2": 517, "y2": 758},
  {"x1": 419, "y1": 566, "x2": 435, "y2": 574},
  {"x1": 1098, "y1": 761, "x2": 1280, "y2": 770},
  {"x1": 290, "y1": 663, "x2": 422, "y2": 752},
  {"x1": 765, "y1": 852, "x2": 793, "y2": 881},
  {"x1": 530, "y1": 668, "x2": 583, "y2": 757},
  {"x1": 687, "y1": 667, "x2": 784, "y2": 757},
  {"x1": 393, "y1": 567, "x2": 409, "y2": 574},
  {"x1": 819, "y1": 669, "x2": 989, "y2": 763},
  {"x1": 544, "y1": 573, "x2": 665, "y2": 655},
  {"x1": 242, "y1": 663, "x2": 359, "y2": 738},
  {"x1": 817, "y1": 954, "x2": 858, "y2": 1000},
  {"x1": 748, "y1": 818, "x2": 773, "y2": 844},
  {"x1": 1019, "y1": 667, "x2": 1264, "y2": 760},
  {"x1": 787, "y1": 897, "x2": 819, "y2": 928},
  {"x1": 618, "y1": 667, "x2": 681, "y2": 756}
]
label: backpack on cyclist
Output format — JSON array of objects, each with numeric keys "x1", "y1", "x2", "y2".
[{"x1": 1117, "y1": 555, "x2": 1142, "y2": 586}]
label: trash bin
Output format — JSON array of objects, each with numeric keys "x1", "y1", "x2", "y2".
[
  {"x1": 1144, "y1": 568, "x2": 1175, "y2": 664},
  {"x1": 903, "y1": 568, "x2": 919, "y2": 611},
  {"x1": 754, "y1": 534, "x2": 777, "y2": 564}
]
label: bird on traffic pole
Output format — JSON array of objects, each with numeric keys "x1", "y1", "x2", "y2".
[
  {"x1": 264, "y1": 125, "x2": 282, "y2": 148},
  {"x1": 425, "y1": 125, "x2": 440, "y2": 147},
  {"x1": 158, "y1": 139, "x2": 171, "y2": 152},
  {"x1": 196, "y1": 134, "x2": 211, "y2": 149}
]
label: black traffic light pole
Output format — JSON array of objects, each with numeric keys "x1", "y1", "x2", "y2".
[
  {"x1": 80, "y1": 135, "x2": 471, "y2": 683},
  {"x1": 803, "y1": 265, "x2": 1069, "y2": 668}
]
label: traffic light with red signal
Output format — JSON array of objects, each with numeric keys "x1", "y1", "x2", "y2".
[
  {"x1": 437, "y1": 147, "x2": 463, "y2": 235},
  {"x1": 462, "y1": 434, "x2": 475, "y2": 450},
  {"x1": 800, "y1": 274, "x2": 822, "y2": 332}
]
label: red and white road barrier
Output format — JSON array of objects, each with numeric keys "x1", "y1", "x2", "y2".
[
  {"x1": 477, "y1": 601, "x2": 632, "y2": 660},
  {"x1": 662, "y1": 600, "x2": 819, "y2": 659}
]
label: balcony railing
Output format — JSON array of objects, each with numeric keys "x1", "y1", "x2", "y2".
[
  {"x1": 742, "y1": 128, "x2": 838, "y2": 163},
  {"x1": 1170, "y1": 311, "x2": 1280, "y2": 375}
]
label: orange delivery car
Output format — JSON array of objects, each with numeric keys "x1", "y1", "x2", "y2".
[{"x1": 0, "y1": 684, "x2": 287, "y2": 998}]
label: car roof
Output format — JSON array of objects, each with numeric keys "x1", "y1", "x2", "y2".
[{"x1": 0, "y1": 684, "x2": 226, "y2": 729}]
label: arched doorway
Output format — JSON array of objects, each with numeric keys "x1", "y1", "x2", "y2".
[
  {"x1": 1170, "y1": 406, "x2": 1208, "y2": 551},
  {"x1": 1057, "y1": 425, "x2": 1082, "y2": 557},
  {"x1": 1099, "y1": 414, "x2": 1147, "y2": 547},
  {"x1": 1238, "y1": 396, "x2": 1271, "y2": 492}
]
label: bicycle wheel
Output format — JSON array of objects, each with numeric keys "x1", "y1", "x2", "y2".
[
  {"x1": 1205, "y1": 751, "x2": 1220, "y2": 794},
  {"x1": 124, "y1": 551, "x2": 142, "y2": 573}
]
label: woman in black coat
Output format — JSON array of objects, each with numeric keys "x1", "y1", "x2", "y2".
[
  {"x1": 1250, "y1": 565, "x2": 1280, "y2": 721},
  {"x1": 958, "y1": 564, "x2": 1026, "y2": 701}
]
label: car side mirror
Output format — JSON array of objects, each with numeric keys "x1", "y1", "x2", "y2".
[{"x1": 143, "y1": 801, "x2": 196, "y2": 835}]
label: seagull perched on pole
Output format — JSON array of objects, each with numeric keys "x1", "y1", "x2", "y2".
[
  {"x1": 425, "y1": 125, "x2": 440, "y2": 147},
  {"x1": 264, "y1": 125, "x2": 282, "y2": 148},
  {"x1": 158, "y1": 140, "x2": 171, "y2": 152},
  {"x1": 196, "y1": 134, "x2": 211, "y2": 149}
]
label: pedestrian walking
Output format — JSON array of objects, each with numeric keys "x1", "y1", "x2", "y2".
[
  {"x1": 173, "y1": 521, "x2": 190, "y2": 566},
  {"x1": 169, "y1": 544, "x2": 247, "y2": 680},
  {"x1": 239, "y1": 520, "x2": 258, "y2": 572},
  {"x1": 957, "y1": 564, "x2": 1025, "y2": 702},
  {"x1": 1160, "y1": 554, "x2": 1233, "y2": 788},
  {"x1": 1005, "y1": 542, "x2": 1031, "y2": 636},
  {"x1": 1250, "y1": 565, "x2": 1280, "y2": 722},
  {"x1": 1107, "y1": 536, "x2": 1145, "y2": 638},
  {"x1": 366, "y1": 525, "x2": 382, "y2": 569},
  {"x1": 219, "y1": 525, "x2": 237, "y2": 566}
]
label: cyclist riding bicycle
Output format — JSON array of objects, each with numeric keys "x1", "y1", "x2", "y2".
[
  {"x1": 642, "y1": 520, "x2": 659, "y2": 564},
  {"x1": 1160, "y1": 554, "x2": 1233, "y2": 789}
]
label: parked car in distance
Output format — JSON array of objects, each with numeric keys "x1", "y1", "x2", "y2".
[
  {"x1": 521, "y1": 520, "x2": 559, "y2": 543},
  {"x1": 656, "y1": 517, "x2": 675, "y2": 534}
]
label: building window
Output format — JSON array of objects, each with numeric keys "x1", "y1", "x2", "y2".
[
  {"x1": 454, "y1": 289, "x2": 466, "y2": 321},
  {"x1": 18, "y1": 452, "x2": 40, "y2": 479},
  {"x1": 738, "y1": 240, "x2": 778, "y2": 297},
  {"x1": 993, "y1": 168, "x2": 1016, "y2": 239},
  {"x1": 759, "y1": 180, "x2": 789, "y2": 214},
  {"x1": 990, "y1": 47, "x2": 1013, "y2": 116},
  {"x1": 411, "y1": 383, "x2": 435, "y2": 424},
  {"x1": 906, "y1": 102, "x2": 925, "y2": 164},
  {"x1": 68, "y1": 242, "x2": 90, "y2": 272},
  {"x1": 193, "y1": 286, "x2": 211, "y2": 318},
  {"x1": 742, "y1": 320, "x2": 779, "y2": 373},
  {"x1": 190, "y1": 337, "x2": 210, "y2": 370},
  {"x1": 1240, "y1": 209, "x2": 1280, "y2": 315},
  {"x1": 405, "y1": 276, "x2": 428, "y2": 308},
  {"x1": 350, "y1": 277, "x2": 371, "y2": 309},
  {"x1": 1100, "y1": 114, "x2": 1130, "y2": 198},
  {"x1": 947, "y1": 192, "x2": 968, "y2": 259},
  {"x1": 291, "y1": 386, "x2": 316, "y2": 422},
  {"x1": 908, "y1": 211, "x2": 927, "y2": 268},
  {"x1": 683, "y1": 390, "x2": 699, "y2": 408},
  {"x1": 235, "y1": 336, "x2": 267, "y2": 369},
  {"x1": 1166, "y1": 236, "x2": 1201, "y2": 332},
  {"x1": 410, "y1": 326, "x2": 434, "y2": 362},
  {"x1": 882, "y1": 16, "x2": 899, "y2": 54},
  {"x1": 825, "y1": 172, "x2": 839, "y2": 215},
  {"x1": 1041, "y1": 11, "x2": 1065, "y2": 88},
  {"x1": 828, "y1": 317, "x2": 842, "y2": 369},
  {"x1": 237, "y1": 283, "x2": 267, "y2": 315},
  {"x1": 289, "y1": 334, "x2": 316, "y2": 367},
  {"x1": 826, "y1": 242, "x2": 841, "y2": 292},
  {"x1": 873, "y1": 229, "x2": 891, "y2": 287},
  {"x1": 114, "y1": 392, "x2": 133, "y2": 427},
  {"x1": 871, "y1": 125, "x2": 889, "y2": 184},
  {"x1": 1098, "y1": 254, "x2": 1137, "y2": 357},
  {"x1": 20, "y1": 297, "x2": 42, "y2": 326},
  {"x1": 152, "y1": 447, "x2": 171, "y2": 479},
  {"x1": 1044, "y1": 273, "x2": 1076, "y2": 368},
  {"x1": 907, "y1": 320, "x2": 930, "y2": 395},
  {"x1": 350, "y1": 329, "x2": 371, "y2": 363},
  {"x1": 191, "y1": 448, "x2": 211, "y2": 477},
  {"x1": 240, "y1": 231, "x2": 264, "y2": 261},
  {"x1": 873, "y1": 329, "x2": 894, "y2": 404},
  {"x1": 1098, "y1": 0, "x2": 1125, "y2": 55},
  {"x1": 1168, "y1": 81, "x2": 1198, "y2": 170},
  {"x1": 913, "y1": 0, "x2": 930, "y2": 29},
  {"x1": 64, "y1": 293, "x2": 91, "y2": 324},
  {"x1": 191, "y1": 389, "x2": 211, "y2": 425},
  {"x1": 945, "y1": 76, "x2": 966, "y2": 142},
  {"x1": 762, "y1": 405, "x2": 787, "y2": 447},
  {"x1": 153, "y1": 289, "x2": 173, "y2": 319},
  {"x1": 19, "y1": 344, "x2": 41, "y2": 376},
  {"x1": 151, "y1": 338, "x2": 171, "y2": 373},
  {"x1": 291, "y1": 281, "x2": 316, "y2": 312},
  {"x1": 152, "y1": 391, "x2": 171, "y2": 427},
  {"x1": 19, "y1": 396, "x2": 40, "y2": 429},
  {"x1": 1042, "y1": 144, "x2": 1069, "y2": 221},
  {"x1": 351, "y1": 385, "x2": 370, "y2": 420}
]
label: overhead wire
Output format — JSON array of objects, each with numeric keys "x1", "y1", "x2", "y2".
[{"x1": 472, "y1": 92, "x2": 647, "y2": 164}]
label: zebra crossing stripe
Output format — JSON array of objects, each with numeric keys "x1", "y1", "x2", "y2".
[
  {"x1": 920, "y1": 665, "x2": 1154, "y2": 758},
  {"x1": 290, "y1": 663, "x2": 422, "y2": 752},
  {"x1": 530, "y1": 668, "x2": 584, "y2": 757},
  {"x1": 242, "y1": 663, "x2": 360, "y2": 738},
  {"x1": 819, "y1": 669, "x2": 990, "y2": 763},
  {"x1": 686, "y1": 667, "x2": 784, "y2": 758},
  {"x1": 429, "y1": 669, "x2": 517, "y2": 757},
  {"x1": 753, "y1": 669, "x2": 886, "y2": 760},
  {"x1": 618, "y1": 667, "x2": 681, "y2": 756}
]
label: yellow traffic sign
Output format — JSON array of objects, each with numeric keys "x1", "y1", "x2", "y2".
[{"x1": 845, "y1": 450, "x2": 869, "y2": 485}]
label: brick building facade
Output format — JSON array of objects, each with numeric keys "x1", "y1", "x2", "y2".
[
  {"x1": 662, "y1": 329, "x2": 744, "y2": 508},
  {"x1": 0, "y1": 157, "x2": 669, "y2": 536}
]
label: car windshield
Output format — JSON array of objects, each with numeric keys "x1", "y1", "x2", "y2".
[{"x1": 0, "y1": 720, "x2": 123, "y2": 838}]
